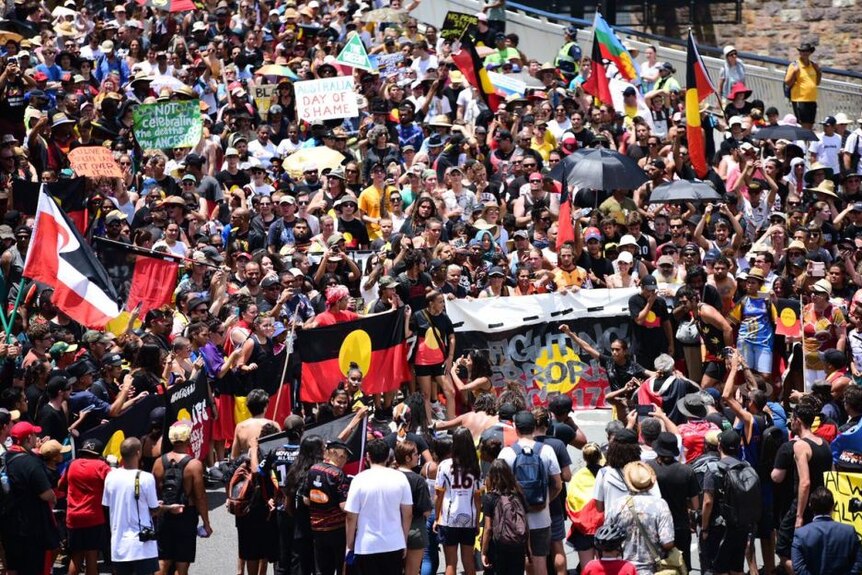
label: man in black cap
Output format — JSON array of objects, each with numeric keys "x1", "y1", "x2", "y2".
[
  {"x1": 90, "y1": 352, "x2": 125, "y2": 402},
  {"x1": 628, "y1": 275, "x2": 673, "y2": 369},
  {"x1": 58, "y1": 437, "x2": 111, "y2": 575},
  {"x1": 700, "y1": 429, "x2": 752, "y2": 575},
  {"x1": 69, "y1": 358, "x2": 136, "y2": 430},
  {"x1": 648, "y1": 432, "x2": 700, "y2": 570},
  {"x1": 301, "y1": 439, "x2": 353, "y2": 575},
  {"x1": 497, "y1": 410, "x2": 562, "y2": 575},
  {"x1": 784, "y1": 42, "x2": 821, "y2": 130}
]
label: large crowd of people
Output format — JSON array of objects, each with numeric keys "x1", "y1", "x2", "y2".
[{"x1": 0, "y1": 0, "x2": 862, "y2": 574}]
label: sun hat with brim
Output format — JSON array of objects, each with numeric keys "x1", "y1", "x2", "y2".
[
  {"x1": 652, "y1": 432, "x2": 680, "y2": 458},
  {"x1": 812, "y1": 278, "x2": 833, "y2": 295},
  {"x1": 504, "y1": 95, "x2": 529, "y2": 110},
  {"x1": 51, "y1": 113, "x2": 76, "y2": 128},
  {"x1": 623, "y1": 461, "x2": 656, "y2": 493},
  {"x1": 803, "y1": 162, "x2": 834, "y2": 185},
  {"x1": 427, "y1": 114, "x2": 452, "y2": 128},
  {"x1": 804, "y1": 179, "x2": 837, "y2": 198},
  {"x1": 0, "y1": 408, "x2": 20, "y2": 425},
  {"x1": 747, "y1": 266, "x2": 766, "y2": 282},
  {"x1": 38, "y1": 439, "x2": 72, "y2": 459},
  {"x1": 727, "y1": 82, "x2": 752, "y2": 100},
  {"x1": 676, "y1": 392, "x2": 708, "y2": 419},
  {"x1": 472, "y1": 218, "x2": 497, "y2": 232}
]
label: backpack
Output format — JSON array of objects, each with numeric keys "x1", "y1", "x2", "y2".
[
  {"x1": 226, "y1": 457, "x2": 256, "y2": 517},
  {"x1": 757, "y1": 424, "x2": 787, "y2": 480},
  {"x1": 0, "y1": 452, "x2": 25, "y2": 533},
  {"x1": 160, "y1": 454, "x2": 191, "y2": 506},
  {"x1": 491, "y1": 493, "x2": 528, "y2": 546},
  {"x1": 690, "y1": 452, "x2": 721, "y2": 492},
  {"x1": 717, "y1": 461, "x2": 762, "y2": 528},
  {"x1": 511, "y1": 441, "x2": 548, "y2": 511}
]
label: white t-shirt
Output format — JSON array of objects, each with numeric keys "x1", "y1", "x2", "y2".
[
  {"x1": 102, "y1": 468, "x2": 159, "y2": 562},
  {"x1": 497, "y1": 439, "x2": 561, "y2": 529},
  {"x1": 344, "y1": 465, "x2": 413, "y2": 555},
  {"x1": 843, "y1": 129, "x2": 862, "y2": 176},
  {"x1": 810, "y1": 132, "x2": 842, "y2": 174},
  {"x1": 435, "y1": 458, "x2": 482, "y2": 527},
  {"x1": 248, "y1": 139, "x2": 278, "y2": 169}
]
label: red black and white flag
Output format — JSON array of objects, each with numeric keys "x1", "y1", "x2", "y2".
[
  {"x1": 685, "y1": 31, "x2": 717, "y2": 179},
  {"x1": 297, "y1": 308, "x2": 410, "y2": 403},
  {"x1": 13, "y1": 177, "x2": 88, "y2": 234},
  {"x1": 23, "y1": 188, "x2": 120, "y2": 328}
]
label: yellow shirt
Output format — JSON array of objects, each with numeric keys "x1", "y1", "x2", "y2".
[
  {"x1": 358, "y1": 184, "x2": 390, "y2": 240},
  {"x1": 786, "y1": 60, "x2": 818, "y2": 102}
]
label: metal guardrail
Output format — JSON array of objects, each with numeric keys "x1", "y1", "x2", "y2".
[{"x1": 413, "y1": 0, "x2": 862, "y2": 119}]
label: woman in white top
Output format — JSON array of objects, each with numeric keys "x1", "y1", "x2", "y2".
[
  {"x1": 607, "y1": 252, "x2": 638, "y2": 288},
  {"x1": 434, "y1": 427, "x2": 482, "y2": 575}
]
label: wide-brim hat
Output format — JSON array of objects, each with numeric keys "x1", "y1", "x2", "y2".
[
  {"x1": 504, "y1": 94, "x2": 529, "y2": 110},
  {"x1": 804, "y1": 179, "x2": 837, "y2": 198},
  {"x1": 676, "y1": 392, "x2": 708, "y2": 419},
  {"x1": 727, "y1": 82, "x2": 752, "y2": 100},
  {"x1": 623, "y1": 461, "x2": 656, "y2": 492},
  {"x1": 427, "y1": 114, "x2": 452, "y2": 128},
  {"x1": 803, "y1": 162, "x2": 834, "y2": 185}
]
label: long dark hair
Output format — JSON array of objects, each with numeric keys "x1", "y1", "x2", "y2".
[
  {"x1": 468, "y1": 349, "x2": 492, "y2": 380},
  {"x1": 485, "y1": 459, "x2": 522, "y2": 496},
  {"x1": 284, "y1": 435, "x2": 324, "y2": 511},
  {"x1": 451, "y1": 427, "x2": 481, "y2": 481}
]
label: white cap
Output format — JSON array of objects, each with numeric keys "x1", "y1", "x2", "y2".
[
  {"x1": 616, "y1": 251, "x2": 634, "y2": 265},
  {"x1": 728, "y1": 116, "x2": 744, "y2": 126},
  {"x1": 723, "y1": 45, "x2": 737, "y2": 57},
  {"x1": 619, "y1": 234, "x2": 638, "y2": 247}
]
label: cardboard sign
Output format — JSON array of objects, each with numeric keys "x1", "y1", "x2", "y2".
[
  {"x1": 335, "y1": 33, "x2": 374, "y2": 72},
  {"x1": 377, "y1": 52, "x2": 405, "y2": 79},
  {"x1": 252, "y1": 84, "x2": 277, "y2": 120},
  {"x1": 294, "y1": 76, "x2": 358, "y2": 122},
  {"x1": 441, "y1": 11, "x2": 478, "y2": 40},
  {"x1": 68, "y1": 146, "x2": 123, "y2": 178},
  {"x1": 133, "y1": 100, "x2": 204, "y2": 150}
]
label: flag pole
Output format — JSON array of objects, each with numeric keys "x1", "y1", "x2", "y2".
[
  {"x1": 799, "y1": 291, "x2": 808, "y2": 393},
  {"x1": 91, "y1": 236, "x2": 221, "y2": 270},
  {"x1": 274, "y1": 308, "x2": 301, "y2": 421},
  {"x1": 5, "y1": 278, "x2": 25, "y2": 344}
]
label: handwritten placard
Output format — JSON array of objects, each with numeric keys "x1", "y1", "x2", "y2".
[
  {"x1": 441, "y1": 11, "x2": 478, "y2": 40},
  {"x1": 133, "y1": 100, "x2": 203, "y2": 150},
  {"x1": 294, "y1": 77, "x2": 358, "y2": 123},
  {"x1": 68, "y1": 147, "x2": 123, "y2": 178}
]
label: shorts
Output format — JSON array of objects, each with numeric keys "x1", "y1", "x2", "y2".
[
  {"x1": 438, "y1": 526, "x2": 477, "y2": 547},
  {"x1": 529, "y1": 527, "x2": 551, "y2": 557},
  {"x1": 792, "y1": 101, "x2": 817, "y2": 125},
  {"x1": 414, "y1": 363, "x2": 445, "y2": 377},
  {"x1": 550, "y1": 514, "x2": 565, "y2": 542},
  {"x1": 68, "y1": 524, "x2": 108, "y2": 552},
  {"x1": 737, "y1": 340, "x2": 772, "y2": 375},
  {"x1": 703, "y1": 360, "x2": 727, "y2": 382},
  {"x1": 407, "y1": 515, "x2": 428, "y2": 550},
  {"x1": 157, "y1": 507, "x2": 199, "y2": 563},
  {"x1": 114, "y1": 557, "x2": 160, "y2": 575},
  {"x1": 567, "y1": 531, "x2": 594, "y2": 552},
  {"x1": 777, "y1": 502, "x2": 810, "y2": 558}
]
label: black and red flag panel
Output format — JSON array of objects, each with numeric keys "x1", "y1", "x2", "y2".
[
  {"x1": 13, "y1": 177, "x2": 88, "y2": 234},
  {"x1": 298, "y1": 308, "x2": 410, "y2": 403},
  {"x1": 23, "y1": 189, "x2": 120, "y2": 328},
  {"x1": 451, "y1": 38, "x2": 502, "y2": 112},
  {"x1": 127, "y1": 255, "x2": 180, "y2": 317}
]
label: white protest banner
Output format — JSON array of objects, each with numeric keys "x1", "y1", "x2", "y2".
[
  {"x1": 252, "y1": 84, "x2": 277, "y2": 119},
  {"x1": 133, "y1": 100, "x2": 203, "y2": 150},
  {"x1": 294, "y1": 77, "x2": 358, "y2": 123}
]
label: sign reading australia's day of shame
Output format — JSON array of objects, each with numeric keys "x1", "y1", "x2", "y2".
[
  {"x1": 133, "y1": 100, "x2": 204, "y2": 150},
  {"x1": 294, "y1": 77, "x2": 358, "y2": 123}
]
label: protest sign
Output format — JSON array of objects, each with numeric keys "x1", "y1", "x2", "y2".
[
  {"x1": 824, "y1": 471, "x2": 862, "y2": 538},
  {"x1": 68, "y1": 146, "x2": 123, "y2": 178},
  {"x1": 335, "y1": 34, "x2": 374, "y2": 71},
  {"x1": 252, "y1": 84, "x2": 277, "y2": 119},
  {"x1": 163, "y1": 370, "x2": 212, "y2": 461},
  {"x1": 487, "y1": 71, "x2": 528, "y2": 97},
  {"x1": 377, "y1": 52, "x2": 405, "y2": 79},
  {"x1": 133, "y1": 100, "x2": 203, "y2": 150},
  {"x1": 441, "y1": 11, "x2": 478, "y2": 40},
  {"x1": 294, "y1": 76, "x2": 358, "y2": 123},
  {"x1": 448, "y1": 290, "x2": 639, "y2": 409},
  {"x1": 75, "y1": 394, "x2": 163, "y2": 460}
]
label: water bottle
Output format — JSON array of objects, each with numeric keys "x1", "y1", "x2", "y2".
[{"x1": 0, "y1": 471, "x2": 10, "y2": 495}]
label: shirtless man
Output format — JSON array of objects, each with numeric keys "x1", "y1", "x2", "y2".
[
  {"x1": 707, "y1": 255, "x2": 736, "y2": 315},
  {"x1": 230, "y1": 388, "x2": 281, "y2": 458},
  {"x1": 431, "y1": 392, "x2": 498, "y2": 441}
]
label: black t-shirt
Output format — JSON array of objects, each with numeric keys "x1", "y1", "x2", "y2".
[
  {"x1": 772, "y1": 440, "x2": 796, "y2": 520},
  {"x1": 5, "y1": 449, "x2": 56, "y2": 540},
  {"x1": 577, "y1": 253, "x2": 614, "y2": 287},
  {"x1": 482, "y1": 491, "x2": 527, "y2": 549},
  {"x1": 599, "y1": 354, "x2": 648, "y2": 392},
  {"x1": 384, "y1": 431, "x2": 430, "y2": 471},
  {"x1": 647, "y1": 458, "x2": 700, "y2": 532},
  {"x1": 270, "y1": 442, "x2": 300, "y2": 488},
  {"x1": 402, "y1": 469, "x2": 433, "y2": 518},
  {"x1": 337, "y1": 217, "x2": 369, "y2": 250},
  {"x1": 549, "y1": 421, "x2": 578, "y2": 445},
  {"x1": 301, "y1": 461, "x2": 350, "y2": 532},
  {"x1": 396, "y1": 272, "x2": 433, "y2": 311},
  {"x1": 216, "y1": 169, "x2": 251, "y2": 191},
  {"x1": 628, "y1": 292, "x2": 671, "y2": 360},
  {"x1": 36, "y1": 404, "x2": 68, "y2": 442}
]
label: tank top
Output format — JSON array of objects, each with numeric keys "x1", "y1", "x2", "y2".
[
  {"x1": 695, "y1": 304, "x2": 725, "y2": 360},
  {"x1": 794, "y1": 437, "x2": 833, "y2": 494},
  {"x1": 634, "y1": 234, "x2": 651, "y2": 259}
]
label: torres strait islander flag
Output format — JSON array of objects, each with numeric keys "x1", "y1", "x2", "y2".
[
  {"x1": 686, "y1": 31, "x2": 717, "y2": 179},
  {"x1": 298, "y1": 308, "x2": 410, "y2": 403},
  {"x1": 24, "y1": 189, "x2": 121, "y2": 328}
]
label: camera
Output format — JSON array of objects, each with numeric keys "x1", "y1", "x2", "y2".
[{"x1": 138, "y1": 527, "x2": 157, "y2": 542}]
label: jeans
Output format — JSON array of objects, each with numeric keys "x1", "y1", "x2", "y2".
[{"x1": 420, "y1": 510, "x2": 439, "y2": 575}]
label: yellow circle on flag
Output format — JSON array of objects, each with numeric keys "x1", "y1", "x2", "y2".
[
  {"x1": 779, "y1": 307, "x2": 798, "y2": 328},
  {"x1": 177, "y1": 408, "x2": 191, "y2": 422},
  {"x1": 338, "y1": 329, "x2": 372, "y2": 377},
  {"x1": 645, "y1": 310, "x2": 657, "y2": 324},
  {"x1": 533, "y1": 345, "x2": 585, "y2": 395},
  {"x1": 424, "y1": 328, "x2": 439, "y2": 350},
  {"x1": 104, "y1": 429, "x2": 126, "y2": 460}
]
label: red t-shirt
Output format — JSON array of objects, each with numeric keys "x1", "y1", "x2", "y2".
[
  {"x1": 315, "y1": 310, "x2": 360, "y2": 327},
  {"x1": 58, "y1": 458, "x2": 111, "y2": 528},
  {"x1": 582, "y1": 558, "x2": 638, "y2": 575},
  {"x1": 679, "y1": 419, "x2": 719, "y2": 463}
]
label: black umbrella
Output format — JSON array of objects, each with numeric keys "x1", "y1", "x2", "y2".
[
  {"x1": 752, "y1": 125, "x2": 819, "y2": 142},
  {"x1": 649, "y1": 179, "x2": 722, "y2": 204},
  {"x1": 550, "y1": 148, "x2": 648, "y2": 192}
]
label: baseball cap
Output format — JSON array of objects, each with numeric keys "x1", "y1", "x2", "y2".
[
  {"x1": 641, "y1": 275, "x2": 657, "y2": 290},
  {"x1": 325, "y1": 440, "x2": 353, "y2": 456},
  {"x1": 513, "y1": 410, "x2": 536, "y2": 431},
  {"x1": 584, "y1": 227, "x2": 602, "y2": 242},
  {"x1": 719, "y1": 429, "x2": 741, "y2": 452},
  {"x1": 78, "y1": 438, "x2": 105, "y2": 457},
  {"x1": 10, "y1": 421, "x2": 41, "y2": 441}
]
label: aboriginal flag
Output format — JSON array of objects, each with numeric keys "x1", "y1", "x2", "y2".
[
  {"x1": 685, "y1": 31, "x2": 716, "y2": 179},
  {"x1": 298, "y1": 308, "x2": 409, "y2": 403},
  {"x1": 75, "y1": 394, "x2": 164, "y2": 460},
  {"x1": 775, "y1": 298, "x2": 801, "y2": 337},
  {"x1": 451, "y1": 38, "x2": 502, "y2": 112}
]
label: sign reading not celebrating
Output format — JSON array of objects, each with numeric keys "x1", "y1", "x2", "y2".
[
  {"x1": 133, "y1": 100, "x2": 203, "y2": 150},
  {"x1": 294, "y1": 77, "x2": 358, "y2": 123}
]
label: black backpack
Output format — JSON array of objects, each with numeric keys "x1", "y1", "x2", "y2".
[
  {"x1": 717, "y1": 460, "x2": 762, "y2": 528},
  {"x1": 160, "y1": 454, "x2": 192, "y2": 506},
  {"x1": 0, "y1": 452, "x2": 24, "y2": 531}
]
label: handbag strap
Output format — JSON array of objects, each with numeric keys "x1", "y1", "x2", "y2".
[{"x1": 625, "y1": 496, "x2": 662, "y2": 565}]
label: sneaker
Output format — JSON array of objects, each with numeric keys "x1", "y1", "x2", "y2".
[{"x1": 431, "y1": 402, "x2": 447, "y2": 421}]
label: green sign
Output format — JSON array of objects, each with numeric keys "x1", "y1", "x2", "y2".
[
  {"x1": 133, "y1": 100, "x2": 204, "y2": 150},
  {"x1": 335, "y1": 33, "x2": 374, "y2": 72}
]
